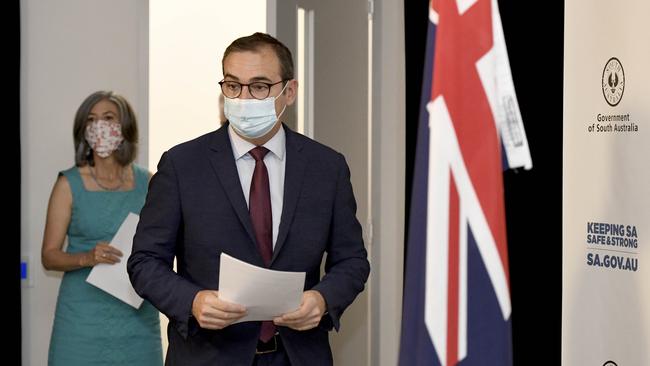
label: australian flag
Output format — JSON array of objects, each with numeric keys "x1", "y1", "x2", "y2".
[{"x1": 399, "y1": 0, "x2": 531, "y2": 365}]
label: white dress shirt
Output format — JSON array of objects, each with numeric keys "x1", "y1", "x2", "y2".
[{"x1": 228, "y1": 125, "x2": 286, "y2": 248}]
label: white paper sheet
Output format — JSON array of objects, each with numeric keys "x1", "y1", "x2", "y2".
[
  {"x1": 218, "y1": 253, "x2": 306, "y2": 322},
  {"x1": 86, "y1": 212, "x2": 144, "y2": 309}
]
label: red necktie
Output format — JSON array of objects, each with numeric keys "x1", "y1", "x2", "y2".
[{"x1": 248, "y1": 146, "x2": 276, "y2": 342}]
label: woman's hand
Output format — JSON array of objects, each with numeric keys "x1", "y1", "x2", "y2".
[{"x1": 82, "y1": 242, "x2": 123, "y2": 266}]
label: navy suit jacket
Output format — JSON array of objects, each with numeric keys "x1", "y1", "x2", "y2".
[{"x1": 128, "y1": 124, "x2": 370, "y2": 366}]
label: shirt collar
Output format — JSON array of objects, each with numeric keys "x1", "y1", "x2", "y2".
[{"x1": 228, "y1": 124, "x2": 286, "y2": 161}]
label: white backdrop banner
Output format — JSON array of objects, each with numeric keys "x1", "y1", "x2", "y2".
[{"x1": 563, "y1": 1, "x2": 650, "y2": 365}]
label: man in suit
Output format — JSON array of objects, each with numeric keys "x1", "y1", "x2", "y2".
[{"x1": 128, "y1": 32, "x2": 370, "y2": 366}]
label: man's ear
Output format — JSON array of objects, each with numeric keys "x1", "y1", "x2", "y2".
[{"x1": 284, "y1": 79, "x2": 299, "y2": 106}]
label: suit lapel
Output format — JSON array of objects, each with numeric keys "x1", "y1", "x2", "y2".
[
  {"x1": 272, "y1": 127, "x2": 307, "y2": 264},
  {"x1": 206, "y1": 127, "x2": 258, "y2": 249}
]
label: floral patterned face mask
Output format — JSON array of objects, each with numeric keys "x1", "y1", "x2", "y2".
[{"x1": 84, "y1": 119, "x2": 124, "y2": 158}]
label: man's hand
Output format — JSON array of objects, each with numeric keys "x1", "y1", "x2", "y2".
[
  {"x1": 191, "y1": 290, "x2": 247, "y2": 329},
  {"x1": 273, "y1": 290, "x2": 327, "y2": 331}
]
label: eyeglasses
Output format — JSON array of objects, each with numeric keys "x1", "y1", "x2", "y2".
[{"x1": 219, "y1": 79, "x2": 288, "y2": 100}]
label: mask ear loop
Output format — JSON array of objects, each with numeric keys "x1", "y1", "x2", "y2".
[
  {"x1": 274, "y1": 81, "x2": 290, "y2": 120},
  {"x1": 275, "y1": 80, "x2": 290, "y2": 97},
  {"x1": 277, "y1": 104, "x2": 288, "y2": 120}
]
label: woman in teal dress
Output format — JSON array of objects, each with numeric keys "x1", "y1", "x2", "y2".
[{"x1": 41, "y1": 91, "x2": 162, "y2": 366}]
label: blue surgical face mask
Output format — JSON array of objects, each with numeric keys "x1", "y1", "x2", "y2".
[{"x1": 224, "y1": 82, "x2": 288, "y2": 139}]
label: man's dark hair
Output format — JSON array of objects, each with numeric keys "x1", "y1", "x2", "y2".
[{"x1": 222, "y1": 32, "x2": 294, "y2": 80}]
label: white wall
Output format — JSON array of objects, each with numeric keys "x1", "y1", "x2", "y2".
[
  {"x1": 20, "y1": 1, "x2": 148, "y2": 365},
  {"x1": 149, "y1": 0, "x2": 266, "y2": 170}
]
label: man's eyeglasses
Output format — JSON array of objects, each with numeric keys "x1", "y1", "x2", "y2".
[{"x1": 219, "y1": 79, "x2": 288, "y2": 100}]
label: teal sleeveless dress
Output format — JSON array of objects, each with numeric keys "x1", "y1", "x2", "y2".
[{"x1": 48, "y1": 165, "x2": 163, "y2": 366}]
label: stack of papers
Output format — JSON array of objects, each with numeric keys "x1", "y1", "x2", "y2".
[
  {"x1": 86, "y1": 212, "x2": 144, "y2": 309},
  {"x1": 218, "y1": 253, "x2": 306, "y2": 322}
]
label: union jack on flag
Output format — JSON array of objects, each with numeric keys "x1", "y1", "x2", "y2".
[{"x1": 399, "y1": 0, "x2": 531, "y2": 365}]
